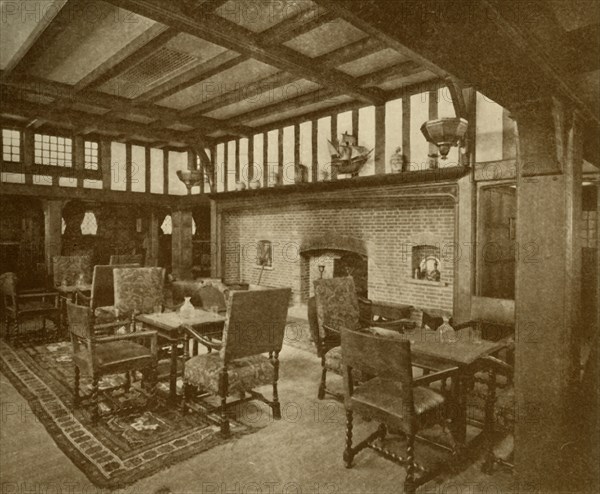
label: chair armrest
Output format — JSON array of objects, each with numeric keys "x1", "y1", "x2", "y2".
[
  {"x1": 478, "y1": 355, "x2": 513, "y2": 375},
  {"x1": 452, "y1": 319, "x2": 476, "y2": 330},
  {"x1": 17, "y1": 291, "x2": 59, "y2": 300},
  {"x1": 183, "y1": 324, "x2": 222, "y2": 351},
  {"x1": 413, "y1": 367, "x2": 459, "y2": 387},
  {"x1": 322, "y1": 323, "x2": 341, "y2": 336}
]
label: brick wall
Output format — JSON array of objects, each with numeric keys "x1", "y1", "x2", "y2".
[{"x1": 219, "y1": 186, "x2": 456, "y2": 312}]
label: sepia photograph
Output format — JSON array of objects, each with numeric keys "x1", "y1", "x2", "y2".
[{"x1": 0, "y1": 1, "x2": 598, "y2": 493}]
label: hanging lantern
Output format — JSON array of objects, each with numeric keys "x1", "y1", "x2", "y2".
[{"x1": 420, "y1": 117, "x2": 468, "y2": 160}]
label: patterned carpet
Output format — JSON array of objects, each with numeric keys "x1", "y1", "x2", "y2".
[{"x1": 0, "y1": 336, "x2": 260, "y2": 489}]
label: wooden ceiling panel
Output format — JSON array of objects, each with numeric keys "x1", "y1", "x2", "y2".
[
  {"x1": 69, "y1": 102, "x2": 111, "y2": 115},
  {"x1": 204, "y1": 79, "x2": 321, "y2": 119},
  {"x1": 27, "y1": 1, "x2": 157, "y2": 84},
  {"x1": 0, "y1": 0, "x2": 66, "y2": 70},
  {"x1": 164, "y1": 32, "x2": 228, "y2": 61},
  {"x1": 245, "y1": 95, "x2": 352, "y2": 127},
  {"x1": 215, "y1": 0, "x2": 315, "y2": 33},
  {"x1": 156, "y1": 58, "x2": 280, "y2": 110},
  {"x1": 337, "y1": 49, "x2": 409, "y2": 77},
  {"x1": 283, "y1": 19, "x2": 367, "y2": 57}
]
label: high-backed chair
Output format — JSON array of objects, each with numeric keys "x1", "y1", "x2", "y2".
[
  {"x1": 454, "y1": 296, "x2": 515, "y2": 341},
  {"x1": 358, "y1": 297, "x2": 413, "y2": 331},
  {"x1": 312, "y1": 277, "x2": 363, "y2": 400},
  {"x1": 0, "y1": 272, "x2": 61, "y2": 338},
  {"x1": 181, "y1": 287, "x2": 291, "y2": 435},
  {"x1": 308, "y1": 296, "x2": 342, "y2": 399},
  {"x1": 66, "y1": 301, "x2": 158, "y2": 422},
  {"x1": 171, "y1": 280, "x2": 227, "y2": 312},
  {"x1": 109, "y1": 254, "x2": 144, "y2": 266},
  {"x1": 341, "y1": 327, "x2": 458, "y2": 494},
  {"x1": 113, "y1": 267, "x2": 166, "y2": 320},
  {"x1": 52, "y1": 255, "x2": 92, "y2": 287},
  {"x1": 76, "y1": 263, "x2": 140, "y2": 324}
]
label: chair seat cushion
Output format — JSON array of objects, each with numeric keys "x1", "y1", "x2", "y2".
[
  {"x1": 184, "y1": 353, "x2": 274, "y2": 395},
  {"x1": 74, "y1": 341, "x2": 153, "y2": 369},
  {"x1": 94, "y1": 306, "x2": 118, "y2": 324},
  {"x1": 350, "y1": 376, "x2": 445, "y2": 418}
]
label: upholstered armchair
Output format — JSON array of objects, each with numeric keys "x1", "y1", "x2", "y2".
[
  {"x1": 66, "y1": 301, "x2": 158, "y2": 422},
  {"x1": 341, "y1": 327, "x2": 458, "y2": 494},
  {"x1": 181, "y1": 287, "x2": 291, "y2": 436},
  {"x1": 0, "y1": 272, "x2": 61, "y2": 338},
  {"x1": 112, "y1": 267, "x2": 166, "y2": 321},
  {"x1": 52, "y1": 255, "x2": 92, "y2": 287},
  {"x1": 109, "y1": 254, "x2": 144, "y2": 266}
]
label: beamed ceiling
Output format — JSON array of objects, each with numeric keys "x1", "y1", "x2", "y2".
[{"x1": 0, "y1": 0, "x2": 598, "y2": 155}]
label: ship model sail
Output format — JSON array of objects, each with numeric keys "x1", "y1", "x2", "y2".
[{"x1": 328, "y1": 132, "x2": 373, "y2": 177}]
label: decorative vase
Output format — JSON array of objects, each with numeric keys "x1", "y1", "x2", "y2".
[
  {"x1": 235, "y1": 180, "x2": 246, "y2": 191},
  {"x1": 390, "y1": 147, "x2": 404, "y2": 173},
  {"x1": 179, "y1": 296, "x2": 195, "y2": 320},
  {"x1": 439, "y1": 316, "x2": 457, "y2": 343},
  {"x1": 249, "y1": 178, "x2": 261, "y2": 189}
]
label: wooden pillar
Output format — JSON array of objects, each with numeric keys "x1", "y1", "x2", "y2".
[
  {"x1": 453, "y1": 174, "x2": 475, "y2": 323},
  {"x1": 42, "y1": 199, "x2": 64, "y2": 276},
  {"x1": 330, "y1": 114, "x2": 338, "y2": 180},
  {"x1": 262, "y1": 132, "x2": 269, "y2": 187},
  {"x1": 171, "y1": 208, "x2": 194, "y2": 280},
  {"x1": 402, "y1": 96, "x2": 411, "y2": 168},
  {"x1": 210, "y1": 200, "x2": 221, "y2": 279},
  {"x1": 125, "y1": 142, "x2": 132, "y2": 191},
  {"x1": 512, "y1": 97, "x2": 583, "y2": 490},
  {"x1": 248, "y1": 136, "x2": 254, "y2": 182},
  {"x1": 23, "y1": 129, "x2": 34, "y2": 184},
  {"x1": 163, "y1": 149, "x2": 169, "y2": 194},
  {"x1": 100, "y1": 140, "x2": 111, "y2": 190},
  {"x1": 277, "y1": 127, "x2": 284, "y2": 185},
  {"x1": 374, "y1": 104, "x2": 386, "y2": 175},
  {"x1": 145, "y1": 210, "x2": 160, "y2": 266},
  {"x1": 311, "y1": 120, "x2": 318, "y2": 182}
]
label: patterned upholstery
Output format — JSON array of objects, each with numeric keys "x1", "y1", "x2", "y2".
[
  {"x1": 91, "y1": 264, "x2": 141, "y2": 309},
  {"x1": 313, "y1": 277, "x2": 361, "y2": 339},
  {"x1": 113, "y1": 267, "x2": 165, "y2": 316},
  {"x1": 184, "y1": 353, "x2": 274, "y2": 395},
  {"x1": 53, "y1": 256, "x2": 92, "y2": 286},
  {"x1": 109, "y1": 254, "x2": 144, "y2": 266}
]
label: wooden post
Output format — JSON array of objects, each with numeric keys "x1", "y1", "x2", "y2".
[
  {"x1": 42, "y1": 199, "x2": 64, "y2": 277},
  {"x1": 171, "y1": 208, "x2": 194, "y2": 280},
  {"x1": 145, "y1": 147, "x2": 151, "y2": 193},
  {"x1": 163, "y1": 149, "x2": 169, "y2": 194},
  {"x1": 125, "y1": 142, "x2": 132, "y2": 191},
  {"x1": 330, "y1": 114, "x2": 338, "y2": 180},
  {"x1": 223, "y1": 141, "x2": 228, "y2": 192},
  {"x1": 428, "y1": 90, "x2": 438, "y2": 164},
  {"x1": 262, "y1": 132, "x2": 269, "y2": 187},
  {"x1": 278, "y1": 127, "x2": 284, "y2": 185},
  {"x1": 248, "y1": 135, "x2": 254, "y2": 182},
  {"x1": 402, "y1": 96, "x2": 411, "y2": 169},
  {"x1": 210, "y1": 200, "x2": 221, "y2": 279},
  {"x1": 100, "y1": 140, "x2": 111, "y2": 190},
  {"x1": 311, "y1": 120, "x2": 318, "y2": 182},
  {"x1": 512, "y1": 98, "x2": 583, "y2": 491},
  {"x1": 23, "y1": 129, "x2": 34, "y2": 185},
  {"x1": 374, "y1": 104, "x2": 386, "y2": 175}
]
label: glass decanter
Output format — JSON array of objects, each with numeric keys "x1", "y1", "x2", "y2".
[
  {"x1": 439, "y1": 315, "x2": 457, "y2": 343},
  {"x1": 179, "y1": 296, "x2": 195, "y2": 320}
]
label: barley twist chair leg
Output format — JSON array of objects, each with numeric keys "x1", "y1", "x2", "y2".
[
  {"x1": 219, "y1": 367, "x2": 230, "y2": 436},
  {"x1": 91, "y1": 375, "x2": 100, "y2": 423},
  {"x1": 124, "y1": 372, "x2": 131, "y2": 393},
  {"x1": 271, "y1": 351, "x2": 281, "y2": 419},
  {"x1": 73, "y1": 365, "x2": 80, "y2": 407},
  {"x1": 343, "y1": 409, "x2": 354, "y2": 468},
  {"x1": 318, "y1": 355, "x2": 327, "y2": 400},
  {"x1": 405, "y1": 433, "x2": 416, "y2": 494}
]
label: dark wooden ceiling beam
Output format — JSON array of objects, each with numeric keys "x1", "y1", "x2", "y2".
[
  {"x1": 132, "y1": 2, "x2": 340, "y2": 106},
  {"x1": 0, "y1": 73, "x2": 251, "y2": 137},
  {"x1": 0, "y1": 96, "x2": 208, "y2": 146},
  {"x1": 227, "y1": 61, "x2": 429, "y2": 126},
  {"x1": 102, "y1": 0, "x2": 386, "y2": 105},
  {"x1": 77, "y1": 25, "x2": 179, "y2": 90},
  {"x1": 181, "y1": 37, "x2": 383, "y2": 117},
  {"x1": 1, "y1": 0, "x2": 84, "y2": 80}
]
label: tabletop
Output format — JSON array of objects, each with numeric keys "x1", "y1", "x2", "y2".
[
  {"x1": 367, "y1": 326, "x2": 506, "y2": 367},
  {"x1": 137, "y1": 309, "x2": 226, "y2": 333}
]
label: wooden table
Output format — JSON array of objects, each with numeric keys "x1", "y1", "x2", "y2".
[
  {"x1": 136, "y1": 309, "x2": 226, "y2": 402},
  {"x1": 409, "y1": 328, "x2": 508, "y2": 446}
]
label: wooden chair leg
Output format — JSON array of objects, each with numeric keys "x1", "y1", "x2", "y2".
[
  {"x1": 404, "y1": 433, "x2": 416, "y2": 494},
  {"x1": 318, "y1": 355, "x2": 327, "y2": 400},
  {"x1": 181, "y1": 382, "x2": 188, "y2": 414},
  {"x1": 343, "y1": 408, "x2": 354, "y2": 468},
  {"x1": 124, "y1": 372, "x2": 131, "y2": 393},
  {"x1": 91, "y1": 375, "x2": 100, "y2": 423},
  {"x1": 219, "y1": 368, "x2": 230, "y2": 436},
  {"x1": 271, "y1": 351, "x2": 281, "y2": 419},
  {"x1": 482, "y1": 367, "x2": 498, "y2": 474},
  {"x1": 73, "y1": 365, "x2": 80, "y2": 407}
]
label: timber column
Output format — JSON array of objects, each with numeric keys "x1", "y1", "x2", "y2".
[
  {"x1": 512, "y1": 97, "x2": 583, "y2": 491},
  {"x1": 171, "y1": 209, "x2": 193, "y2": 280},
  {"x1": 42, "y1": 199, "x2": 65, "y2": 277}
]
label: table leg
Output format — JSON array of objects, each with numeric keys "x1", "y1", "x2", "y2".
[
  {"x1": 451, "y1": 372, "x2": 468, "y2": 446},
  {"x1": 169, "y1": 341, "x2": 178, "y2": 403}
]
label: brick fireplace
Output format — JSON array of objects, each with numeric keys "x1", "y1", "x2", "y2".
[{"x1": 215, "y1": 170, "x2": 466, "y2": 313}]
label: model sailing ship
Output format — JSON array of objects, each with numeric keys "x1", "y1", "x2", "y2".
[{"x1": 328, "y1": 132, "x2": 373, "y2": 177}]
